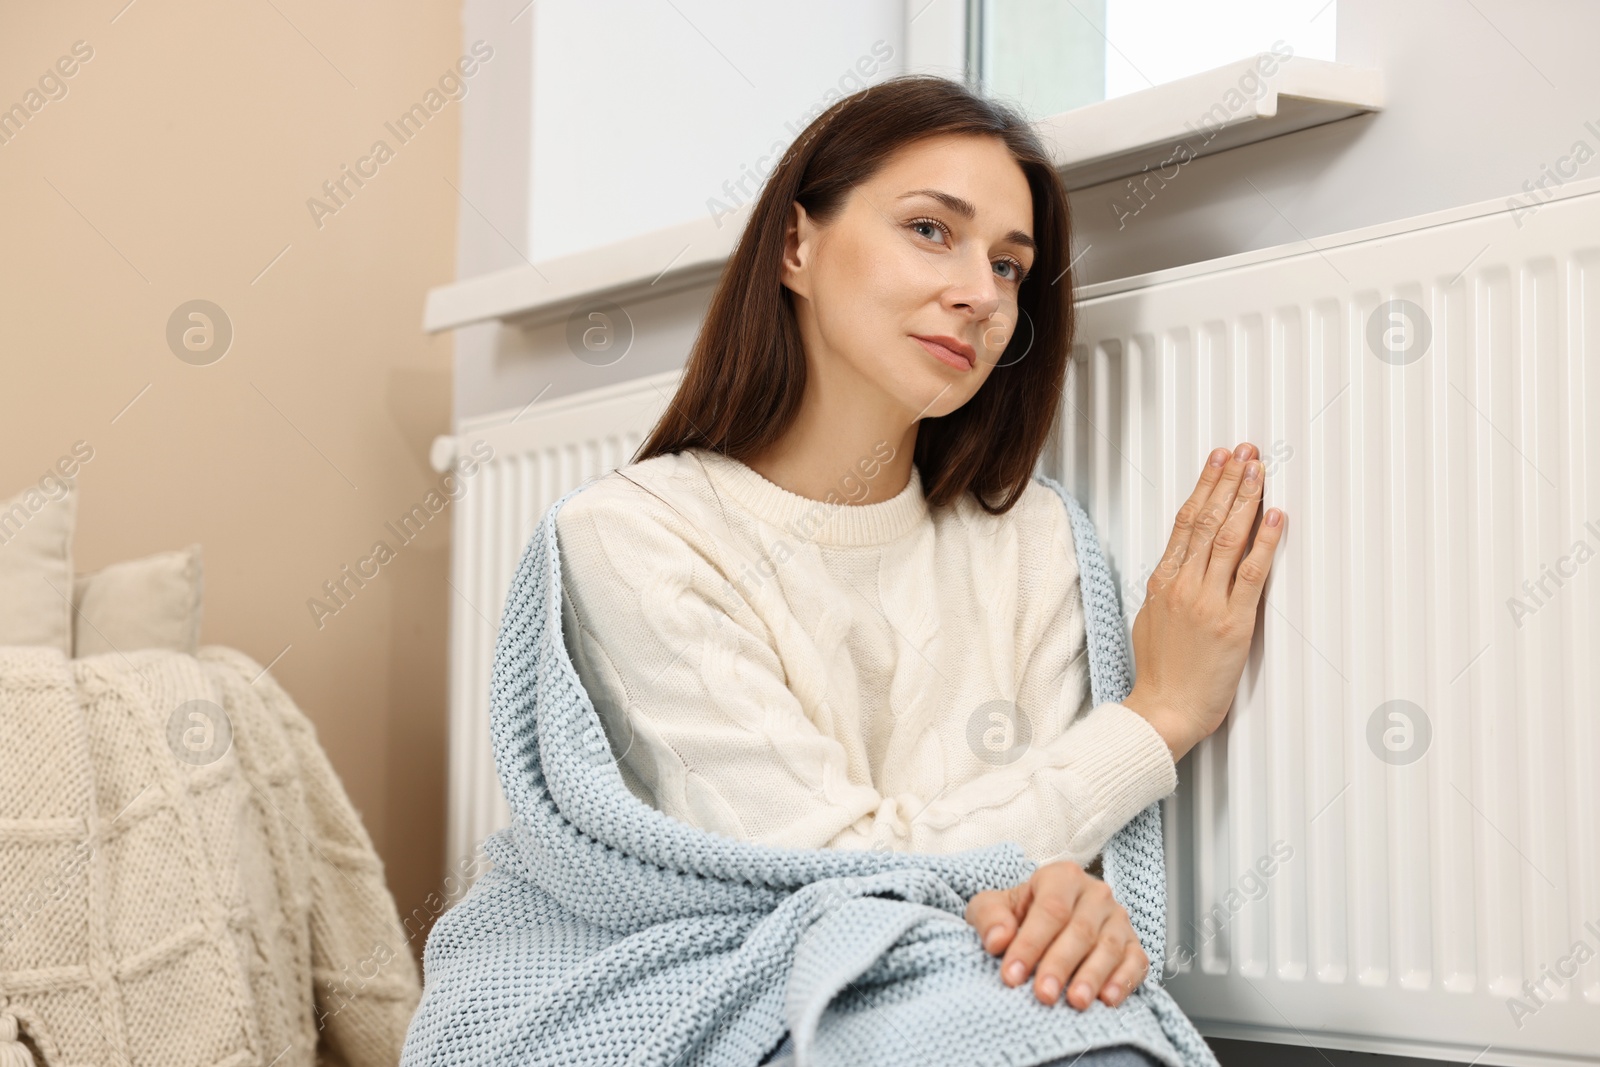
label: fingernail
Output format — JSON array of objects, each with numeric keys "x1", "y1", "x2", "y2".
[
  {"x1": 1207, "y1": 448, "x2": 1226, "y2": 468},
  {"x1": 1266, "y1": 509, "x2": 1282, "y2": 527},
  {"x1": 1072, "y1": 982, "x2": 1092, "y2": 1006},
  {"x1": 1245, "y1": 460, "x2": 1260, "y2": 481},
  {"x1": 984, "y1": 926, "x2": 1003, "y2": 952},
  {"x1": 1005, "y1": 961, "x2": 1025, "y2": 983},
  {"x1": 1105, "y1": 981, "x2": 1123, "y2": 1004},
  {"x1": 1038, "y1": 976, "x2": 1060, "y2": 1000},
  {"x1": 1233, "y1": 443, "x2": 1251, "y2": 461}
]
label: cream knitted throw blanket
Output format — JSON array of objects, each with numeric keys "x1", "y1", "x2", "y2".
[
  {"x1": 400, "y1": 474, "x2": 1220, "y2": 1067},
  {"x1": 0, "y1": 645, "x2": 422, "y2": 1067}
]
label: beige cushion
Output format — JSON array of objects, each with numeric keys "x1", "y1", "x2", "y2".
[
  {"x1": 0, "y1": 478, "x2": 77, "y2": 653},
  {"x1": 72, "y1": 544, "x2": 203, "y2": 657}
]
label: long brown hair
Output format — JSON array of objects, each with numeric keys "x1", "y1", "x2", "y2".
[{"x1": 634, "y1": 74, "x2": 1075, "y2": 514}]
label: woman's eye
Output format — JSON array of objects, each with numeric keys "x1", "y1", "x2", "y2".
[
  {"x1": 994, "y1": 259, "x2": 1027, "y2": 283},
  {"x1": 909, "y1": 218, "x2": 947, "y2": 244}
]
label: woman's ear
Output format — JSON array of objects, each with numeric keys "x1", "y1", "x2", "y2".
[{"x1": 779, "y1": 200, "x2": 815, "y2": 299}]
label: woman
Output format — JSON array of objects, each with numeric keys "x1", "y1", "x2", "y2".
[{"x1": 553, "y1": 75, "x2": 1282, "y2": 1064}]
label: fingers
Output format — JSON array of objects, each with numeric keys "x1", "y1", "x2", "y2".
[
  {"x1": 999, "y1": 866, "x2": 1089, "y2": 989},
  {"x1": 1099, "y1": 940, "x2": 1151, "y2": 1008},
  {"x1": 979, "y1": 866, "x2": 1153, "y2": 1013},
  {"x1": 1229, "y1": 500, "x2": 1285, "y2": 616},
  {"x1": 1060, "y1": 930, "x2": 1127, "y2": 1010},
  {"x1": 965, "y1": 883, "x2": 1029, "y2": 954},
  {"x1": 1180, "y1": 443, "x2": 1253, "y2": 582},
  {"x1": 1030, "y1": 885, "x2": 1119, "y2": 1006},
  {"x1": 1201, "y1": 451, "x2": 1267, "y2": 601},
  {"x1": 1153, "y1": 447, "x2": 1231, "y2": 586}
]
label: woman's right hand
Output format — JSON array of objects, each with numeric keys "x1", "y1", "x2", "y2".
[
  {"x1": 966, "y1": 860, "x2": 1149, "y2": 1010},
  {"x1": 1120, "y1": 442, "x2": 1285, "y2": 763}
]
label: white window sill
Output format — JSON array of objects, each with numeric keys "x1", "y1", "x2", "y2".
[
  {"x1": 423, "y1": 54, "x2": 1381, "y2": 334},
  {"x1": 1043, "y1": 54, "x2": 1382, "y2": 190}
]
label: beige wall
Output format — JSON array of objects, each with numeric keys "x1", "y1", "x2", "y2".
[{"x1": 1, "y1": 4, "x2": 471, "y2": 963}]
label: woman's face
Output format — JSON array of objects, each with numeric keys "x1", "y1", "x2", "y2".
[{"x1": 780, "y1": 132, "x2": 1037, "y2": 419}]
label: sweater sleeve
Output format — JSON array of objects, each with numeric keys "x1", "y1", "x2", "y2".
[
  {"x1": 553, "y1": 483, "x2": 1176, "y2": 865},
  {"x1": 858, "y1": 514, "x2": 1178, "y2": 865},
  {"x1": 951, "y1": 496, "x2": 1179, "y2": 864},
  {"x1": 976, "y1": 509, "x2": 1180, "y2": 863}
]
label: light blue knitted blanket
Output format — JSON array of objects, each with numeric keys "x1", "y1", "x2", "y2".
[{"x1": 400, "y1": 472, "x2": 1220, "y2": 1067}]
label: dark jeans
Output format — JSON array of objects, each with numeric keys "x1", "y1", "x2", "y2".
[
  {"x1": 760, "y1": 1041, "x2": 1163, "y2": 1066},
  {"x1": 1038, "y1": 1046, "x2": 1165, "y2": 1066}
]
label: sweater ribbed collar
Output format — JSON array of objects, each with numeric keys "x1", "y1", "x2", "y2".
[{"x1": 691, "y1": 448, "x2": 929, "y2": 547}]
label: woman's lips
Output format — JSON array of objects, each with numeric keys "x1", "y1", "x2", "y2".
[{"x1": 913, "y1": 335, "x2": 975, "y2": 371}]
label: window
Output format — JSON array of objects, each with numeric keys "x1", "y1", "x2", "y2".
[{"x1": 970, "y1": 0, "x2": 1338, "y2": 120}]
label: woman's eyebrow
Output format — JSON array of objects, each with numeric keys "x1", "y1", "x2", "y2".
[{"x1": 897, "y1": 188, "x2": 1035, "y2": 252}]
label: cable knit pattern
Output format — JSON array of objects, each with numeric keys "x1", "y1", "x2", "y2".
[
  {"x1": 549, "y1": 449, "x2": 1177, "y2": 866},
  {"x1": 0, "y1": 645, "x2": 421, "y2": 1067},
  {"x1": 398, "y1": 463, "x2": 1220, "y2": 1067}
]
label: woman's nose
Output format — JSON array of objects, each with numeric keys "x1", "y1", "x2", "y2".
[{"x1": 944, "y1": 256, "x2": 1002, "y2": 319}]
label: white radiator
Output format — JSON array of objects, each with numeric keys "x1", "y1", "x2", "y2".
[
  {"x1": 434, "y1": 176, "x2": 1600, "y2": 1065},
  {"x1": 431, "y1": 371, "x2": 684, "y2": 876},
  {"x1": 1064, "y1": 177, "x2": 1600, "y2": 1065}
]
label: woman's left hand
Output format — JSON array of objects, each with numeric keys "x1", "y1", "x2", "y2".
[{"x1": 964, "y1": 860, "x2": 1149, "y2": 1010}]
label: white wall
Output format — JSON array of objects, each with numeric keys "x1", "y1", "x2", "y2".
[
  {"x1": 450, "y1": 0, "x2": 905, "y2": 422},
  {"x1": 527, "y1": 0, "x2": 902, "y2": 261}
]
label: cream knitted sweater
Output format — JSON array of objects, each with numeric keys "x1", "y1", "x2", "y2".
[
  {"x1": 0, "y1": 645, "x2": 421, "y2": 1067},
  {"x1": 553, "y1": 447, "x2": 1178, "y2": 867}
]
